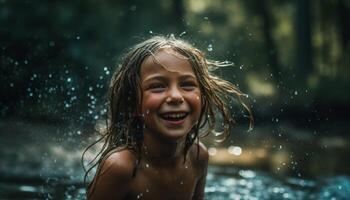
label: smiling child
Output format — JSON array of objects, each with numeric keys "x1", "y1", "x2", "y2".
[{"x1": 84, "y1": 35, "x2": 252, "y2": 200}]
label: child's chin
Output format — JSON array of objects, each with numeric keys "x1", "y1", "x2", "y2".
[{"x1": 163, "y1": 129, "x2": 192, "y2": 140}]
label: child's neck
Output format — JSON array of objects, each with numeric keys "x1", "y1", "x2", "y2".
[{"x1": 142, "y1": 133, "x2": 186, "y2": 166}]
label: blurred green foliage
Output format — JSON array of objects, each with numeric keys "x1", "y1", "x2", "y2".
[{"x1": 1, "y1": 0, "x2": 349, "y2": 125}]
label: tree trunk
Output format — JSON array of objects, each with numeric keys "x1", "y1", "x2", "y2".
[{"x1": 295, "y1": 0, "x2": 313, "y2": 83}]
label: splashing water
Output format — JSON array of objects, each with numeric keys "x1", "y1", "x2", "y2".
[
  {"x1": 1, "y1": 121, "x2": 350, "y2": 199},
  {"x1": 207, "y1": 44, "x2": 213, "y2": 52}
]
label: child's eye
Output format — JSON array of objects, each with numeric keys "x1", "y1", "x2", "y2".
[
  {"x1": 180, "y1": 81, "x2": 197, "y2": 90},
  {"x1": 148, "y1": 83, "x2": 166, "y2": 92}
]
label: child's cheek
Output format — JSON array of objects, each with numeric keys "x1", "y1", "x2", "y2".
[
  {"x1": 187, "y1": 90, "x2": 201, "y2": 104},
  {"x1": 141, "y1": 93, "x2": 163, "y2": 114},
  {"x1": 185, "y1": 91, "x2": 202, "y2": 114}
]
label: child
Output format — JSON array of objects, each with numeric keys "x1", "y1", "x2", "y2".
[{"x1": 83, "y1": 35, "x2": 252, "y2": 200}]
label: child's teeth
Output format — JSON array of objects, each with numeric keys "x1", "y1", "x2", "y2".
[{"x1": 164, "y1": 113, "x2": 186, "y2": 119}]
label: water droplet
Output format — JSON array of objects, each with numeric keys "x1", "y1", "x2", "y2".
[
  {"x1": 137, "y1": 193, "x2": 143, "y2": 199},
  {"x1": 67, "y1": 78, "x2": 72, "y2": 82},
  {"x1": 208, "y1": 147, "x2": 217, "y2": 156},
  {"x1": 49, "y1": 41, "x2": 55, "y2": 47},
  {"x1": 130, "y1": 5, "x2": 136, "y2": 11},
  {"x1": 228, "y1": 146, "x2": 242, "y2": 156},
  {"x1": 207, "y1": 44, "x2": 213, "y2": 51},
  {"x1": 179, "y1": 31, "x2": 186, "y2": 37},
  {"x1": 19, "y1": 186, "x2": 37, "y2": 192},
  {"x1": 76, "y1": 36, "x2": 80, "y2": 40},
  {"x1": 294, "y1": 90, "x2": 298, "y2": 95},
  {"x1": 149, "y1": 30, "x2": 153, "y2": 34},
  {"x1": 145, "y1": 163, "x2": 149, "y2": 168}
]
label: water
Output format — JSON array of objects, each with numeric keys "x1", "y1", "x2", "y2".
[
  {"x1": 206, "y1": 166, "x2": 350, "y2": 200},
  {"x1": 1, "y1": 166, "x2": 350, "y2": 200},
  {"x1": 1, "y1": 120, "x2": 350, "y2": 199}
]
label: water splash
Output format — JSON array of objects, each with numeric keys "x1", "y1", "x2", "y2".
[{"x1": 207, "y1": 44, "x2": 213, "y2": 52}]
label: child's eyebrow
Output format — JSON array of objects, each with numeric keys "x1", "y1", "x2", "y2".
[
  {"x1": 142, "y1": 75, "x2": 167, "y2": 83},
  {"x1": 143, "y1": 74, "x2": 197, "y2": 83},
  {"x1": 179, "y1": 74, "x2": 197, "y2": 80}
]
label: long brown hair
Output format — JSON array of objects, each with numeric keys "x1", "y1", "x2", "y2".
[{"x1": 82, "y1": 35, "x2": 253, "y2": 191}]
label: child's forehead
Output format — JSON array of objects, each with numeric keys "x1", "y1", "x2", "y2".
[
  {"x1": 140, "y1": 48, "x2": 194, "y2": 75},
  {"x1": 155, "y1": 47, "x2": 188, "y2": 60}
]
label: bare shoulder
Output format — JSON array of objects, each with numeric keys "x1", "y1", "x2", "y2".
[
  {"x1": 189, "y1": 141, "x2": 209, "y2": 168},
  {"x1": 88, "y1": 149, "x2": 137, "y2": 199},
  {"x1": 189, "y1": 142, "x2": 208, "y2": 199},
  {"x1": 100, "y1": 148, "x2": 137, "y2": 175}
]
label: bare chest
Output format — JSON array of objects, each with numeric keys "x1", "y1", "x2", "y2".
[{"x1": 126, "y1": 164, "x2": 199, "y2": 200}]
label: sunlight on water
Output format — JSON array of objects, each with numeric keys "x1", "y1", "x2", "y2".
[
  {"x1": 1, "y1": 164, "x2": 350, "y2": 199},
  {"x1": 205, "y1": 166, "x2": 350, "y2": 200},
  {"x1": 1, "y1": 121, "x2": 350, "y2": 199}
]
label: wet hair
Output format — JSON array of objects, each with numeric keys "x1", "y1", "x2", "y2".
[{"x1": 82, "y1": 35, "x2": 253, "y2": 191}]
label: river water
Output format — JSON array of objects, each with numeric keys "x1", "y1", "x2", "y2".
[{"x1": 1, "y1": 120, "x2": 349, "y2": 199}]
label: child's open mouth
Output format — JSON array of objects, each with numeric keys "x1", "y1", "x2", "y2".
[{"x1": 160, "y1": 112, "x2": 188, "y2": 124}]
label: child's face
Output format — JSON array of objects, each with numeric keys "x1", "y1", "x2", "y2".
[{"x1": 140, "y1": 49, "x2": 202, "y2": 141}]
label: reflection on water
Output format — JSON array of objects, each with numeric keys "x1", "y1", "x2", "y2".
[
  {"x1": 1, "y1": 166, "x2": 350, "y2": 199},
  {"x1": 206, "y1": 166, "x2": 350, "y2": 200},
  {"x1": 1, "y1": 120, "x2": 350, "y2": 199}
]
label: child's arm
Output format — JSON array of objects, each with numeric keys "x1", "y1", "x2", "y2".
[
  {"x1": 192, "y1": 142, "x2": 209, "y2": 200},
  {"x1": 87, "y1": 150, "x2": 135, "y2": 200},
  {"x1": 192, "y1": 172, "x2": 207, "y2": 200}
]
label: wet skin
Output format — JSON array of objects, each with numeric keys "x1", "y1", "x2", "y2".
[
  {"x1": 140, "y1": 49, "x2": 202, "y2": 143},
  {"x1": 88, "y1": 49, "x2": 208, "y2": 200}
]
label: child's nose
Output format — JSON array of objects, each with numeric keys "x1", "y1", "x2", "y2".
[{"x1": 166, "y1": 87, "x2": 184, "y2": 104}]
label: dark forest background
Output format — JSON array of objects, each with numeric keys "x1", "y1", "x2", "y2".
[
  {"x1": 1, "y1": 1, "x2": 350, "y2": 199},
  {"x1": 1, "y1": 0, "x2": 349, "y2": 132}
]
